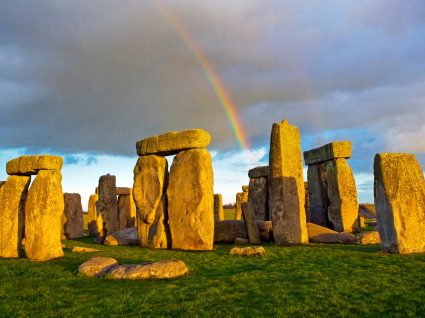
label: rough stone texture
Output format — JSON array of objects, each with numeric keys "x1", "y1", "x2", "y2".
[
  {"x1": 248, "y1": 166, "x2": 269, "y2": 179},
  {"x1": 116, "y1": 187, "x2": 131, "y2": 195},
  {"x1": 306, "y1": 223, "x2": 357, "y2": 244},
  {"x1": 242, "y1": 185, "x2": 249, "y2": 192},
  {"x1": 255, "y1": 220, "x2": 273, "y2": 241},
  {"x1": 358, "y1": 231, "x2": 380, "y2": 245},
  {"x1": 242, "y1": 203, "x2": 261, "y2": 244},
  {"x1": 117, "y1": 192, "x2": 136, "y2": 230},
  {"x1": 0, "y1": 175, "x2": 30, "y2": 258},
  {"x1": 78, "y1": 257, "x2": 118, "y2": 277},
  {"x1": 72, "y1": 246, "x2": 99, "y2": 253},
  {"x1": 25, "y1": 170, "x2": 64, "y2": 261},
  {"x1": 167, "y1": 149, "x2": 214, "y2": 250},
  {"x1": 6, "y1": 155, "x2": 63, "y2": 175},
  {"x1": 62, "y1": 193, "x2": 84, "y2": 239},
  {"x1": 106, "y1": 260, "x2": 189, "y2": 280},
  {"x1": 269, "y1": 120, "x2": 308, "y2": 245},
  {"x1": 358, "y1": 215, "x2": 366, "y2": 228},
  {"x1": 303, "y1": 141, "x2": 352, "y2": 165},
  {"x1": 307, "y1": 164, "x2": 331, "y2": 228},
  {"x1": 234, "y1": 192, "x2": 248, "y2": 220},
  {"x1": 234, "y1": 237, "x2": 249, "y2": 245},
  {"x1": 87, "y1": 194, "x2": 99, "y2": 236},
  {"x1": 105, "y1": 227, "x2": 139, "y2": 246},
  {"x1": 374, "y1": 153, "x2": 425, "y2": 254},
  {"x1": 133, "y1": 155, "x2": 169, "y2": 249},
  {"x1": 230, "y1": 246, "x2": 266, "y2": 257},
  {"x1": 96, "y1": 174, "x2": 118, "y2": 241},
  {"x1": 325, "y1": 158, "x2": 359, "y2": 232},
  {"x1": 214, "y1": 220, "x2": 248, "y2": 242},
  {"x1": 248, "y1": 177, "x2": 268, "y2": 221},
  {"x1": 304, "y1": 182, "x2": 310, "y2": 222},
  {"x1": 136, "y1": 129, "x2": 211, "y2": 156},
  {"x1": 214, "y1": 194, "x2": 225, "y2": 222}
]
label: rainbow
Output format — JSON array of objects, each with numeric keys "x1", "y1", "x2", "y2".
[{"x1": 156, "y1": 1, "x2": 250, "y2": 150}]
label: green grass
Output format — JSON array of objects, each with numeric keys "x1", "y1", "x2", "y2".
[
  {"x1": 224, "y1": 208, "x2": 235, "y2": 220},
  {"x1": 1, "y1": 238, "x2": 424, "y2": 317}
]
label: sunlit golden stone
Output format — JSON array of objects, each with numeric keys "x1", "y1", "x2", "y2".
[{"x1": 6, "y1": 155, "x2": 63, "y2": 175}]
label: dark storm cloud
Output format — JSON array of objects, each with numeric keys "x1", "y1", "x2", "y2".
[{"x1": 1, "y1": 0, "x2": 424, "y2": 158}]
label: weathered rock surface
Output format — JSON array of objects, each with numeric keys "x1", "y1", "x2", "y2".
[
  {"x1": 306, "y1": 223, "x2": 357, "y2": 244},
  {"x1": 248, "y1": 177, "x2": 268, "y2": 220},
  {"x1": 0, "y1": 175, "x2": 30, "y2": 258},
  {"x1": 242, "y1": 203, "x2": 261, "y2": 244},
  {"x1": 325, "y1": 158, "x2": 359, "y2": 232},
  {"x1": 255, "y1": 220, "x2": 273, "y2": 241},
  {"x1": 106, "y1": 260, "x2": 189, "y2": 280},
  {"x1": 6, "y1": 155, "x2": 63, "y2": 175},
  {"x1": 307, "y1": 164, "x2": 332, "y2": 228},
  {"x1": 167, "y1": 149, "x2": 214, "y2": 250},
  {"x1": 96, "y1": 174, "x2": 118, "y2": 241},
  {"x1": 136, "y1": 129, "x2": 211, "y2": 156},
  {"x1": 87, "y1": 194, "x2": 99, "y2": 236},
  {"x1": 105, "y1": 227, "x2": 139, "y2": 246},
  {"x1": 214, "y1": 220, "x2": 248, "y2": 242},
  {"x1": 357, "y1": 231, "x2": 380, "y2": 245},
  {"x1": 303, "y1": 141, "x2": 352, "y2": 165},
  {"x1": 242, "y1": 185, "x2": 249, "y2": 192},
  {"x1": 214, "y1": 194, "x2": 224, "y2": 222},
  {"x1": 234, "y1": 237, "x2": 249, "y2": 245},
  {"x1": 269, "y1": 120, "x2": 308, "y2": 245},
  {"x1": 374, "y1": 153, "x2": 425, "y2": 254},
  {"x1": 230, "y1": 246, "x2": 266, "y2": 257},
  {"x1": 117, "y1": 192, "x2": 136, "y2": 230},
  {"x1": 78, "y1": 257, "x2": 118, "y2": 277},
  {"x1": 25, "y1": 170, "x2": 64, "y2": 261},
  {"x1": 304, "y1": 182, "x2": 310, "y2": 222},
  {"x1": 63, "y1": 193, "x2": 84, "y2": 239},
  {"x1": 234, "y1": 192, "x2": 248, "y2": 220},
  {"x1": 72, "y1": 246, "x2": 99, "y2": 253},
  {"x1": 116, "y1": 187, "x2": 131, "y2": 195},
  {"x1": 248, "y1": 166, "x2": 269, "y2": 179}
]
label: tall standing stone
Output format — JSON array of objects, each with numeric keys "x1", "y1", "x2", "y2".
[
  {"x1": 235, "y1": 192, "x2": 248, "y2": 220},
  {"x1": 0, "y1": 176, "x2": 31, "y2": 258},
  {"x1": 88, "y1": 194, "x2": 99, "y2": 236},
  {"x1": 248, "y1": 177, "x2": 268, "y2": 221},
  {"x1": 117, "y1": 190, "x2": 136, "y2": 230},
  {"x1": 304, "y1": 182, "x2": 310, "y2": 222},
  {"x1": 374, "y1": 153, "x2": 425, "y2": 254},
  {"x1": 307, "y1": 163, "x2": 331, "y2": 228},
  {"x1": 96, "y1": 174, "x2": 118, "y2": 241},
  {"x1": 214, "y1": 194, "x2": 225, "y2": 222},
  {"x1": 25, "y1": 170, "x2": 64, "y2": 261},
  {"x1": 62, "y1": 193, "x2": 84, "y2": 239},
  {"x1": 167, "y1": 148, "x2": 214, "y2": 250},
  {"x1": 242, "y1": 202, "x2": 261, "y2": 244},
  {"x1": 133, "y1": 155, "x2": 169, "y2": 248},
  {"x1": 269, "y1": 120, "x2": 308, "y2": 245}
]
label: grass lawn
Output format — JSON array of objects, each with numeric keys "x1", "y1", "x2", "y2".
[
  {"x1": 1, "y1": 237, "x2": 424, "y2": 317},
  {"x1": 224, "y1": 208, "x2": 235, "y2": 220}
]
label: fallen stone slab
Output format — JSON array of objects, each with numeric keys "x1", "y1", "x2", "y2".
[
  {"x1": 105, "y1": 260, "x2": 189, "y2": 280},
  {"x1": 357, "y1": 231, "x2": 380, "y2": 245},
  {"x1": 248, "y1": 166, "x2": 269, "y2": 179},
  {"x1": 104, "y1": 227, "x2": 139, "y2": 246},
  {"x1": 79, "y1": 257, "x2": 118, "y2": 277},
  {"x1": 6, "y1": 155, "x2": 63, "y2": 175},
  {"x1": 303, "y1": 141, "x2": 352, "y2": 165},
  {"x1": 230, "y1": 246, "x2": 266, "y2": 257},
  {"x1": 307, "y1": 223, "x2": 358, "y2": 244},
  {"x1": 72, "y1": 246, "x2": 99, "y2": 253},
  {"x1": 136, "y1": 129, "x2": 211, "y2": 156}
]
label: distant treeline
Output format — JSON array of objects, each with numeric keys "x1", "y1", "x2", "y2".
[{"x1": 223, "y1": 203, "x2": 236, "y2": 209}]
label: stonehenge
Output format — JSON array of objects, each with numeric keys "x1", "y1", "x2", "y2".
[
  {"x1": 304, "y1": 141, "x2": 359, "y2": 233},
  {"x1": 62, "y1": 193, "x2": 84, "y2": 239},
  {"x1": 1, "y1": 155, "x2": 64, "y2": 261},
  {"x1": 234, "y1": 186, "x2": 248, "y2": 220},
  {"x1": 247, "y1": 166, "x2": 269, "y2": 221},
  {"x1": 269, "y1": 120, "x2": 308, "y2": 245},
  {"x1": 133, "y1": 129, "x2": 214, "y2": 250},
  {"x1": 374, "y1": 153, "x2": 425, "y2": 254},
  {"x1": 214, "y1": 194, "x2": 225, "y2": 222}
]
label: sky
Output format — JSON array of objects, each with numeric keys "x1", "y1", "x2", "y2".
[{"x1": 1, "y1": 0, "x2": 425, "y2": 209}]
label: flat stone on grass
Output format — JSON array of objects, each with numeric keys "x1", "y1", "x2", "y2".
[{"x1": 230, "y1": 246, "x2": 266, "y2": 257}]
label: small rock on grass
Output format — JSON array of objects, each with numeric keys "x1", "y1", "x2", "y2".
[
  {"x1": 230, "y1": 246, "x2": 266, "y2": 257},
  {"x1": 106, "y1": 260, "x2": 189, "y2": 280},
  {"x1": 78, "y1": 257, "x2": 118, "y2": 277},
  {"x1": 72, "y1": 246, "x2": 99, "y2": 253}
]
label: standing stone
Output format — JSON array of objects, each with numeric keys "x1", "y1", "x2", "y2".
[
  {"x1": 25, "y1": 170, "x2": 64, "y2": 261},
  {"x1": 235, "y1": 192, "x2": 248, "y2": 220},
  {"x1": 304, "y1": 182, "x2": 310, "y2": 222},
  {"x1": 88, "y1": 194, "x2": 99, "y2": 236},
  {"x1": 167, "y1": 148, "x2": 214, "y2": 250},
  {"x1": 0, "y1": 176, "x2": 31, "y2": 258},
  {"x1": 307, "y1": 164, "x2": 332, "y2": 228},
  {"x1": 214, "y1": 194, "x2": 224, "y2": 222},
  {"x1": 374, "y1": 153, "x2": 425, "y2": 254},
  {"x1": 269, "y1": 120, "x2": 308, "y2": 245},
  {"x1": 248, "y1": 177, "x2": 268, "y2": 221},
  {"x1": 242, "y1": 202, "x2": 261, "y2": 244},
  {"x1": 325, "y1": 159, "x2": 359, "y2": 232},
  {"x1": 117, "y1": 191, "x2": 136, "y2": 230},
  {"x1": 62, "y1": 193, "x2": 84, "y2": 239},
  {"x1": 96, "y1": 174, "x2": 118, "y2": 241},
  {"x1": 133, "y1": 155, "x2": 169, "y2": 249}
]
